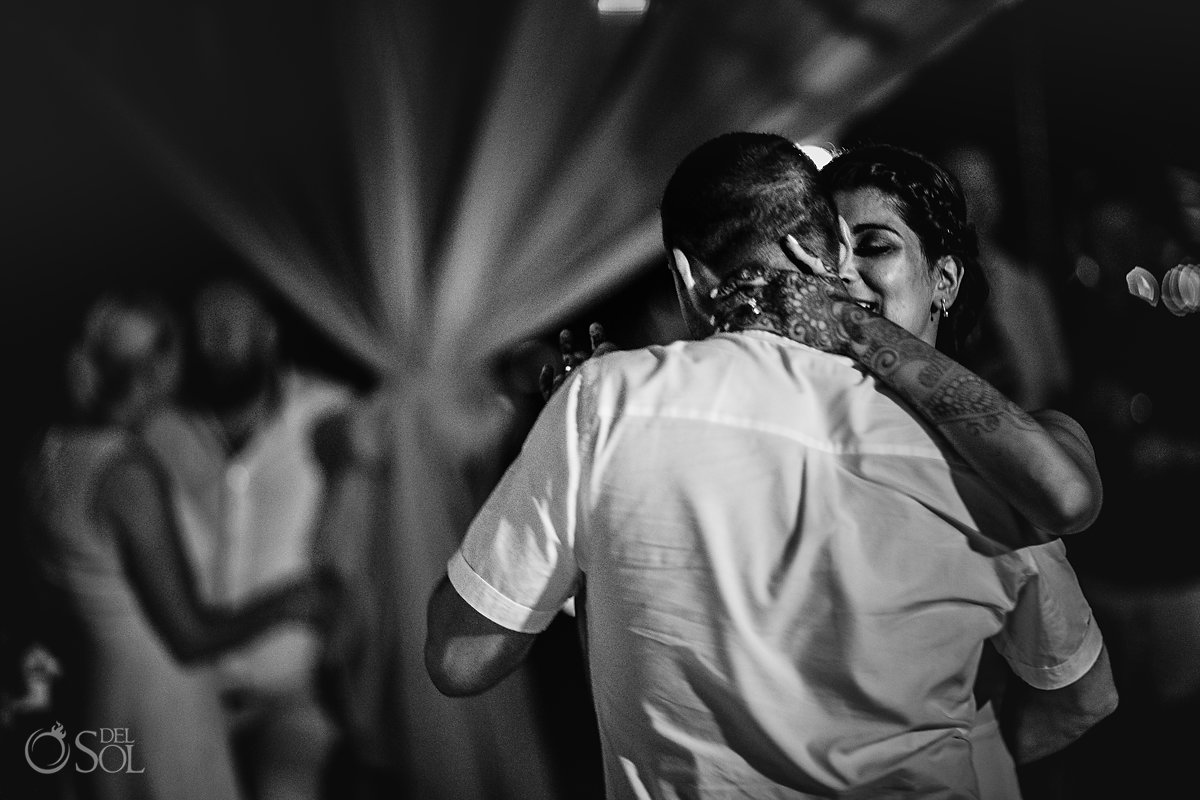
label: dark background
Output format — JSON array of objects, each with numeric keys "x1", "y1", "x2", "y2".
[{"x1": 4, "y1": 2, "x2": 1199, "y2": 796}]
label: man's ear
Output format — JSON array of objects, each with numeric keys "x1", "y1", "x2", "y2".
[
  {"x1": 669, "y1": 248, "x2": 697, "y2": 292},
  {"x1": 935, "y1": 255, "x2": 965, "y2": 308},
  {"x1": 837, "y1": 216, "x2": 853, "y2": 269}
]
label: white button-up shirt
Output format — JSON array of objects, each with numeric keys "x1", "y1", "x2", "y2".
[
  {"x1": 450, "y1": 331, "x2": 1100, "y2": 800},
  {"x1": 144, "y1": 372, "x2": 349, "y2": 694}
]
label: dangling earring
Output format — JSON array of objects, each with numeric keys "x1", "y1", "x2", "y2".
[{"x1": 940, "y1": 298, "x2": 949, "y2": 318}]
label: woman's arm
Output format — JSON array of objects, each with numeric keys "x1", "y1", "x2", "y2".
[
  {"x1": 776, "y1": 240, "x2": 1102, "y2": 542},
  {"x1": 832, "y1": 305, "x2": 1101, "y2": 539},
  {"x1": 95, "y1": 447, "x2": 326, "y2": 663}
]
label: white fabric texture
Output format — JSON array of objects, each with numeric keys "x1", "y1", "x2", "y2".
[
  {"x1": 993, "y1": 541, "x2": 1102, "y2": 691},
  {"x1": 142, "y1": 371, "x2": 350, "y2": 694},
  {"x1": 452, "y1": 331, "x2": 1099, "y2": 800}
]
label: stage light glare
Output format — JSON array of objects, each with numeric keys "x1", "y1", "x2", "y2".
[
  {"x1": 597, "y1": 0, "x2": 649, "y2": 14},
  {"x1": 798, "y1": 144, "x2": 834, "y2": 170},
  {"x1": 1126, "y1": 265, "x2": 1160, "y2": 306}
]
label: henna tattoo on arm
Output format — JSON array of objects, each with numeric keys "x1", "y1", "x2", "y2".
[
  {"x1": 839, "y1": 308, "x2": 1041, "y2": 437},
  {"x1": 704, "y1": 263, "x2": 1097, "y2": 536},
  {"x1": 844, "y1": 308, "x2": 1099, "y2": 537},
  {"x1": 924, "y1": 372, "x2": 1039, "y2": 435}
]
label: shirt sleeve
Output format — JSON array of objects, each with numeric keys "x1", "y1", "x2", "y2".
[
  {"x1": 447, "y1": 367, "x2": 589, "y2": 634},
  {"x1": 991, "y1": 539, "x2": 1103, "y2": 690}
]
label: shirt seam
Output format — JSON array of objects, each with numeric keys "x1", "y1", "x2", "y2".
[
  {"x1": 447, "y1": 550, "x2": 556, "y2": 634},
  {"x1": 593, "y1": 406, "x2": 946, "y2": 458},
  {"x1": 998, "y1": 613, "x2": 1104, "y2": 690}
]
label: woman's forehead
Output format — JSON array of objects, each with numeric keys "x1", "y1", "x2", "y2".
[{"x1": 836, "y1": 186, "x2": 910, "y2": 228}]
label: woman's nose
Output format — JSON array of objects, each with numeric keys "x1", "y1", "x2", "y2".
[{"x1": 836, "y1": 256, "x2": 860, "y2": 286}]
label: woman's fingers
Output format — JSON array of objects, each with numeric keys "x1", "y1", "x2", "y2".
[
  {"x1": 538, "y1": 364, "x2": 556, "y2": 402},
  {"x1": 559, "y1": 329, "x2": 576, "y2": 370},
  {"x1": 589, "y1": 322, "x2": 619, "y2": 357},
  {"x1": 542, "y1": 323, "x2": 619, "y2": 402},
  {"x1": 783, "y1": 234, "x2": 831, "y2": 277},
  {"x1": 588, "y1": 322, "x2": 606, "y2": 353}
]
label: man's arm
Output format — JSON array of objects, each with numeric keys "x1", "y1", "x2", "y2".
[
  {"x1": 999, "y1": 642, "x2": 1118, "y2": 764},
  {"x1": 990, "y1": 538, "x2": 1118, "y2": 764},
  {"x1": 425, "y1": 576, "x2": 537, "y2": 697},
  {"x1": 426, "y1": 365, "x2": 588, "y2": 697}
]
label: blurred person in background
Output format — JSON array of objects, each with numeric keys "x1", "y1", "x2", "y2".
[
  {"x1": 1161, "y1": 162, "x2": 1200, "y2": 267},
  {"x1": 427, "y1": 134, "x2": 1113, "y2": 799},
  {"x1": 1060, "y1": 167, "x2": 1200, "y2": 579},
  {"x1": 141, "y1": 279, "x2": 352, "y2": 800},
  {"x1": 942, "y1": 143, "x2": 1073, "y2": 412},
  {"x1": 22, "y1": 293, "x2": 330, "y2": 800},
  {"x1": 1056, "y1": 161, "x2": 1200, "y2": 798}
]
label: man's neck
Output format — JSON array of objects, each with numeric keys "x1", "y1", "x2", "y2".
[
  {"x1": 707, "y1": 263, "x2": 813, "y2": 337},
  {"x1": 214, "y1": 374, "x2": 282, "y2": 455}
]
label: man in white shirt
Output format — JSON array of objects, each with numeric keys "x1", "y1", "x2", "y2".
[
  {"x1": 143, "y1": 280, "x2": 350, "y2": 800},
  {"x1": 425, "y1": 133, "x2": 1113, "y2": 798}
]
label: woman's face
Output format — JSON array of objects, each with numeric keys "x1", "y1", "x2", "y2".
[{"x1": 834, "y1": 186, "x2": 941, "y2": 346}]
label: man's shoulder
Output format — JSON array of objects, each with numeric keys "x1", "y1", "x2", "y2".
[
  {"x1": 285, "y1": 369, "x2": 354, "y2": 402},
  {"x1": 575, "y1": 340, "x2": 676, "y2": 381},
  {"x1": 142, "y1": 403, "x2": 208, "y2": 445},
  {"x1": 281, "y1": 370, "x2": 355, "y2": 422},
  {"x1": 145, "y1": 398, "x2": 218, "y2": 434},
  {"x1": 582, "y1": 333, "x2": 789, "y2": 375}
]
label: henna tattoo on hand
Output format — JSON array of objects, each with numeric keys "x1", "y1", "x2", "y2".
[{"x1": 708, "y1": 265, "x2": 855, "y2": 356}]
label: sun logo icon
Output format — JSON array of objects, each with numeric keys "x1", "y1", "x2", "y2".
[{"x1": 25, "y1": 721, "x2": 71, "y2": 774}]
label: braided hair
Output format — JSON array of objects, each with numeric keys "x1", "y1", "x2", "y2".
[{"x1": 821, "y1": 144, "x2": 988, "y2": 357}]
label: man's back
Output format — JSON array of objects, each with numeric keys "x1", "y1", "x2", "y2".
[{"x1": 459, "y1": 330, "x2": 1034, "y2": 798}]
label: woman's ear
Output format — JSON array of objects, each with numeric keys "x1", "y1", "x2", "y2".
[{"x1": 935, "y1": 255, "x2": 965, "y2": 309}]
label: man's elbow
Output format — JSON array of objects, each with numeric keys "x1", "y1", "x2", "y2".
[
  {"x1": 1081, "y1": 686, "x2": 1119, "y2": 728},
  {"x1": 424, "y1": 641, "x2": 492, "y2": 697}
]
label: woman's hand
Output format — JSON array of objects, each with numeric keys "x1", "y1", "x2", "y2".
[
  {"x1": 538, "y1": 323, "x2": 617, "y2": 401},
  {"x1": 765, "y1": 233, "x2": 860, "y2": 357},
  {"x1": 283, "y1": 567, "x2": 345, "y2": 632}
]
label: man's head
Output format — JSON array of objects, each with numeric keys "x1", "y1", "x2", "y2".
[
  {"x1": 660, "y1": 132, "x2": 840, "y2": 336},
  {"x1": 192, "y1": 279, "x2": 280, "y2": 411}
]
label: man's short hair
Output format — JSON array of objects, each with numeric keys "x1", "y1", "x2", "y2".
[{"x1": 660, "y1": 132, "x2": 839, "y2": 276}]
